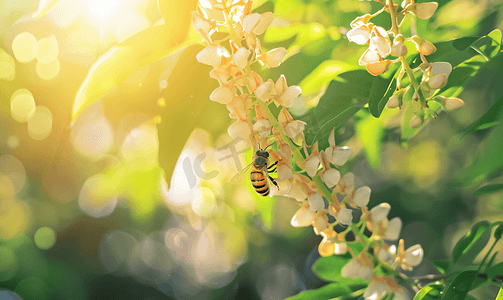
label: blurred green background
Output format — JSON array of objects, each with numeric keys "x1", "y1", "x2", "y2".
[{"x1": 1, "y1": 0, "x2": 503, "y2": 299}]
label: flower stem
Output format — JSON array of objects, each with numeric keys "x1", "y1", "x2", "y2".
[
  {"x1": 387, "y1": 0, "x2": 399, "y2": 36},
  {"x1": 400, "y1": 56, "x2": 427, "y2": 105}
]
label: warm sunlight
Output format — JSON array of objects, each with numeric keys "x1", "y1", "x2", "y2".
[{"x1": 86, "y1": 0, "x2": 118, "y2": 19}]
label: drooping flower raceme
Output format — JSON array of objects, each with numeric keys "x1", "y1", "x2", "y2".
[{"x1": 193, "y1": 1, "x2": 424, "y2": 299}]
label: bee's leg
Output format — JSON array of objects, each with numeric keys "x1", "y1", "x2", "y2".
[
  {"x1": 265, "y1": 168, "x2": 280, "y2": 190},
  {"x1": 268, "y1": 175, "x2": 279, "y2": 189},
  {"x1": 267, "y1": 159, "x2": 281, "y2": 173}
]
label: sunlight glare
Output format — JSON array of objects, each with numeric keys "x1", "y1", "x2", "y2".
[
  {"x1": 36, "y1": 58, "x2": 60, "y2": 81},
  {"x1": 87, "y1": 0, "x2": 118, "y2": 19}
]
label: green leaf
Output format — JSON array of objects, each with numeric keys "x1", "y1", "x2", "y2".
[
  {"x1": 157, "y1": 45, "x2": 217, "y2": 185},
  {"x1": 484, "y1": 251, "x2": 499, "y2": 273},
  {"x1": 72, "y1": 0, "x2": 198, "y2": 122},
  {"x1": 308, "y1": 106, "x2": 362, "y2": 146},
  {"x1": 442, "y1": 270, "x2": 477, "y2": 300},
  {"x1": 496, "y1": 287, "x2": 503, "y2": 300},
  {"x1": 285, "y1": 283, "x2": 355, "y2": 300},
  {"x1": 474, "y1": 184, "x2": 503, "y2": 195},
  {"x1": 462, "y1": 95, "x2": 503, "y2": 138},
  {"x1": 356, "y1": 112, "x2": 384, "y2": 169},
  {"x1": 470, "y1": 30, "x2": 502, "y2": 61},
  {"x1": 264, "y1": 25, "x2": 300, "y2": 43},
  {"x1": 368, "y1": 67, "x2": 399, "y2": 118},
  {"x1": 487, "y1": 262, "x2": 503, "y2": 280},
  {"x1": 299, "y1": 60, "x2": 355, "y2": 96},
  {"x1": 494, "y1": 222, "x2": 503, "y2": 240},
  {"x1": 433, "y1": 260, "x2": 451, "y2": 274},
  {"x1": 452, "y1": 221, "x2": 492, "y2": 266},
  {"x1": 312, "y1": 254, "x2": 367, "y2": 285},
  {"x1": 414, "y1": 282, "x2": 444, "y2": 300}
]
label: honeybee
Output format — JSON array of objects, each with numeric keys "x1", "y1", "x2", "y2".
[{"x1": 230, "y1": 144, "x2": 280, "y2": 196}]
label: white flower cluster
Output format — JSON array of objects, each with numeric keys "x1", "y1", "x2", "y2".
[
  {"x1": 192, "y1": 0, "x2": 301, "y2": 146},
  {"x1": 346, "y1": 0, "x2": 464, "y2": 129}
]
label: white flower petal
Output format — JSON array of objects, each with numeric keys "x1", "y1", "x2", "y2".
[
  {"x1": 353, "y1": 186, "x2": 371, "y2": 207},
  {"x1": 196, "y1": 45, "x2": 230, "y2": 67},
  {"x1": 255, "y1": 81, "x2": 272, "y2": 102},
  {"x1": 415, "y1": 2, "x2": 438, "y2": 20},
  {"x1": 430, "y1": 62, "x2": 452, "y2": 77},
  {"x1": 277, "y1": 164, "x2": 293, "y2": 181},
  {"x1": 370, "y1": 36, "x2": 391, "y2": 57},
  {"x1": 336, "y1": 208, "x2": 353, "y2": 226},
  {"x1": 347, "y1": 27, "x2": 371, "y2": 45},
  {"x1": 359, "y1": 265, "x2": 373, "y2": 282},
  {"x1": 233, "y1": 47, "x2": 250, "y2": 69},
  {"x1": 253, "y1": 119, "x2": 272, "y2": 137},
  {"x1": 370, "y1": 203, "x2": 391, "y2": 223},
  {"x1": 385, "y1": 217, "x2": 402, "y2": 240},
  {"x1": 404, "y1": 244, "x2": 424, "y2": 267},
  {"x1": 242, "y1": 13, "x2": 260, "y2": 33},
  {"x1": 305, "y1": 156, "x2": 320, "y2": 177},
  {"x1": 288, "y1": 183, "x2": 306, "y2": 201},
  {"x1": 253, "y1": 12, "x2": 274, "y2": 35},
  {"x1": 322, "y1": 168, "x2": 341, "y2": 188},
  {"x1": 284, "y1": 120, "x2": 306, "y2": 140},
  {"x1": 264, "y1": 47, "x2": 287, "y2": 68},
  {"x1": 331, "y1": 146, "x2": 353, "y2": 166},
  {"x1": 359, "y1": 48, "x2": 381, "y2": 66},
  {"x1": 334, "y1": 242, "x2": 348, "y2": 255},
  {"x1": 308, "y1": 193, "x2": 324, "y2": 211},
  {"x1": 209, "y1": 86, "x2": 233, "y2": 104},
  {"x1": 280, "y1": 86, "x2": 302, "y2": 108},
  {"x1": 228, "y1": 120, "x2": 251, "y2": 140},
  {"x1": 290, "y1": 207, "x2": 315, "y2": 227},
  {"x1": 269, "y1": 179, "x2": 292, "y2": 196}
]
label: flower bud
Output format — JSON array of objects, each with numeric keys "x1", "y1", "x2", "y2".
[
  {"x1": 366, "y1": 60, "x2": 391, "y2": 76},
  {"x1": 391, "y1": 35, "x2": 408, "y2": 57},
  {"x1": 386, "y1": 94, "x2": 400, "y2": 108},
  {"x1": 192, "y1": 11, "x2": 212, "y2": 36},
  {"x1": 411, "y1": 36, "x2": 436, "y2": 56},
  {"x1": 427, "y1": 73, "x2": 448, "y2": 89},
  {"x1": 318, "y1": 238, "x2": 336, "y2": 257},
  {"x1": 444, "y1": 97, "x2": 465, "y2": 111},
  {"x1": 414, "y1": 2, "x2": 438, "y2": 20},
  {"x1": 409, "y1": 114, "x2": 423, "y2": 129}
]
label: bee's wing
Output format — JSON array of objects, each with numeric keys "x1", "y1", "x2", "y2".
[{"x1": 229, "y1": 163, "x2": 252, "y2": 184}]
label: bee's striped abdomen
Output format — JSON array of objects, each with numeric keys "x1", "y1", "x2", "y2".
[{"x1": 251, "y1": 170, "x2": 269, "y2": 196}]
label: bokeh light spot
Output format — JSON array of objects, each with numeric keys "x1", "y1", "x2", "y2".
[
  {"x1": 34, "y1": 227, "x2": 56, "y2": 250},
  {"x1": 36, "y1": 58, "x2": 60, "y2": 80},
  {"x1": 10, "y1": 89, "x2": 36, "y2": 123},
  {"x1": 99, "y1": 231, "x2": 137, "y2": 273},
  {"x1": 27, "y1": 106, "x2": 53, "y2": 140},
  {"x1": 71, "y1": 115, "x2": 114, "y2": 159},
  {"x1": 79, "y1": 174, "x2": 118, "y2": 218},
  {"x1": 0, "y1": 50, "x2": 15, "y2": 80},
  {"x1": 0, "y1": 155, "x2": 26, "y2": 196},
  {"x1": 120, "y1": 123, "x2": 159, "y2": 171},
  {"x1": 35, "y1": 36, "x2": 59, "y2": 64},
  {"x1": 0, "y1": 290, "x2": 23, "y2": 300},
  {"x1": 7, "y1": 136, "x2": 20, "y2": 149},
  {"x1": 12, "y1": 32, "x2": 38, "y2": 63},
  {"x1": 0, "y1": 202, "x2": 28, "y2": 240}
]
